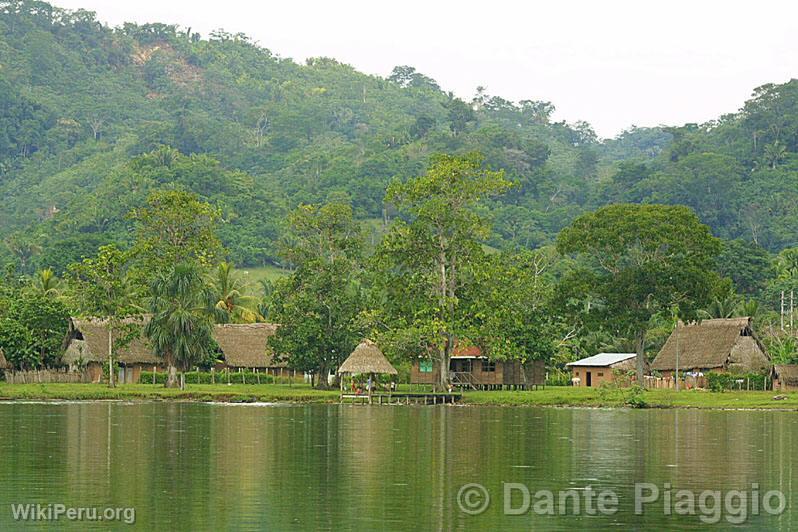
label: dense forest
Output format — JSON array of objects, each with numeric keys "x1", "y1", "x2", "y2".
[{"x1": 1, "y1": 1, "x2": 798, "y2": 383}]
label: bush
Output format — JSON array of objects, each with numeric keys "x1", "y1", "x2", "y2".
[
  {"x1": 706, "y1": 372, "x2": 768, "y2": 392},
  {"x1": 624, "y1": 385, "x2": 647, "y2": 408},
  {"x1": 547, "y1": 367, "x2": 571, "y2": 386},
  {"x1": 140, "y1": 370, "x2": 277, "y2": 385}
]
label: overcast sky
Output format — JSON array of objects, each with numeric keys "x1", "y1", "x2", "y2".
[{"x1": 55, "y1": 0, "x2": 797, "y2": 138}]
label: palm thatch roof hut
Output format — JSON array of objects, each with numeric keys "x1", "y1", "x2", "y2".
[
  {"x1": 338, "y1": 340, "x2": 398, "y2": 376},
  {"x1": 63, "y1": 317, "x2": 161, "y2": 383},
  {"x1": 651, "y1": 317, "x2": 770, "y2": 375},
  {"x1": 63, "y1": 317, "x2": 161, "y2": 366},
  {"x1": 0, "y1": 349, "x2": 9, "y2": 370},
  {"x1": 213, "y1": 323, "x2": 282, "y2": 369},
  {"x1": 772, "y1": 365, "x2": 798, "y2": 391}
]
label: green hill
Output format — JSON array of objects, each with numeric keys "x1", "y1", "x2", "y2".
[{"x1": 1, "y1": 1, "x2": 797, "y2": 273}]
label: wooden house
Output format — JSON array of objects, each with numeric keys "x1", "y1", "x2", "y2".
[
  {"x1": 566, "y1": 353, "x2": 637, "y2": 387},
  {"x1": 62, "y1": 318, "x2": 163, "y2": 384},
  {"x1": 410, "y1": 345, "x2": 545, "y2": 390},
  {"x1": 651, "y1": 317, "x2": 770, "y2": 378},
  {"x1": 214, "y1": 323, "x2": 286, "y2": 375},
  {"x1": 772, "y1": 365, "x2": 798, "y2": 391}
]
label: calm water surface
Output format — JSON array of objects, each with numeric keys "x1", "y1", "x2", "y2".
[{"x1": 0, "y1": 402, "x2": 795, "y2": 530}]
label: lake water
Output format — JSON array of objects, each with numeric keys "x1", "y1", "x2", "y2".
[{"x1": 0, "y1": 402, "x2": 795, "y2": 530}]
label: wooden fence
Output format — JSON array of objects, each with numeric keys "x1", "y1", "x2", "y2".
[{"x1": 4, "y1": 368, "x2": 90, "y2": 384}]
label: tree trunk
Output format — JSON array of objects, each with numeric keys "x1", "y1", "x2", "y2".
[
  {"x1": 315, "y1": 364, "x2": 329, "y2": 389},
  {"x1": 180, "y1": 372, "x2": 185, "y2": 390},
  {"x1": 635, "y1": 330, "x2": 646, "y2": 385},
  {"x1": 165, "y1": 365, "x2": 179, "y2": 388}
]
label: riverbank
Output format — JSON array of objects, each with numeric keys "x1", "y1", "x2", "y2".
[
  {"x1": 0, "y1": 383, "x2": 796, "y2": 409},
  {"x1": 0, "y1": 383, "x2": 340, "y2": 403}
]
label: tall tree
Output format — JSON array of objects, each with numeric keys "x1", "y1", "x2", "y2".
[
  {"x1": 66, "y1": 244, "x2": 141, "y2": 387},
  {"x1": 268, "y1": 202, "x2": 364, "y2": 388},
  {"x1": 145, "y1": 263, "x2": 219, "y2": 389},
  {"x1": 130, "y1": 189, "x2": 223, "y2": 283},
  {"x1": 557, "y1": 204, "x2": 723, "y2": 381},
  {"x1": 379, "y1": 153, "x2": 511, "y2": 389}
]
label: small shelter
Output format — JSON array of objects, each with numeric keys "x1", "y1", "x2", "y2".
[
  {"x1": 0, "y1": 349, "x2": 9, "y2": 372},
  {"x1": 651, "y1": 317, "x2": 770, "y2": 378},
  {"x1": 63, "y1": 317, "x2": 163, "y2": 383},
  {"x1": 772, "y1": 365, "x2": 798, "y2": 391},
  {"x1": 214, "y1": 323, "x2": 285, "y2": 375},
  {"x1": 566, "y1": 353, "x2": 637, "y2": 387},
  {"x1": 338, "y1": 340, "x2": 398, "y2": 402}
]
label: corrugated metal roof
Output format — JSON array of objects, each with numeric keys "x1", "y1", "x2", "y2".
[{"x1": 566, "y1": 353, "x2": 637, "y2": 367}]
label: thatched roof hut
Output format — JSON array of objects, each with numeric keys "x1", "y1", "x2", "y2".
[
  {"x1": 0, "y1": 349, "x2": 9, "y2": 370},
  {"x1": 214, "y1": 323, "x2": 281, "y2": 369},
  {"x1": 338, "y1": 340, "x2": 398, "y2": 375},
  {"x1": 651, "y1": 317, "x2": 770, "y2": 373},
  {"x1": 772, "y1": 365, "x2": 798, "y2": 390},
  {"x1": 63, "y1": 317, "x2": 161, "y2": 366}
]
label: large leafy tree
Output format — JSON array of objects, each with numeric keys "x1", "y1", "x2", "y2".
[
  {"x1": 557, "y1": 204, "x2": 723, "y2": 381},
  {"x1": 0, "y1": 292, "x2": 69, "y2": 370},
  {"x1": 268, "y1": 202, "x2": 364, "y2": 388},
  {"x1": 145, "y1": 263, "x2": 220, "y2": 389},
  {"x1": 130, "y1": 190, "x2": 223, "y2": 282},
  {"x1": 66, "y1": 244, "x2": 141, "y2": 386},
  {"x1": 377, "y1": 153, "x2": 511, "y2": 389},
  {"x1": 465, "y1": 249, "x2": 559, "y2": 367}
]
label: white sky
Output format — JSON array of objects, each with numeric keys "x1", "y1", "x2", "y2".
[{"x1": 55, "y1": 0, "x2": 798, "y2": 138}]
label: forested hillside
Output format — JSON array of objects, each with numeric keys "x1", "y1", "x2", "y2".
[{"x1": 1, "y1": 0, "x2": 797, "y2": 277}]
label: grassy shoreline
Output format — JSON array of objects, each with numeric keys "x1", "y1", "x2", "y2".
[{"x1": 0, "y1": 383, "x2": 796, "y2": 410}]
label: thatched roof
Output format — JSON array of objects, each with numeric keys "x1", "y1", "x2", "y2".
[
  {"x1": 338, "y1": 340, "x2": 398, "y2": 375},
  {"x1": 651, "y1": 317, "x2": 770, "y2": 372},
  {"x1": 214, "y1": 323, "x2": 280, "y2": 369},
  {"x1": 0, "y1": 349, "x2": 9, "y2": 370},
  {"x1": 773, "y1": 365, "x2": 798, "y2": 386},
  {"x1": 63, "y1": 317, "x2": 161, "y2": 366}
]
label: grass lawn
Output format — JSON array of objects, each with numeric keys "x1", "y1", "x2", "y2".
[
  {"x1": 0, "y1": 383, "x2": 339, "y2": 403},
  {"x1": 0, "y1": 383, "x2": 795, "y2": 409},
  {"x1": 462, "y1": 387, "x2": 798, "y2": 410}
]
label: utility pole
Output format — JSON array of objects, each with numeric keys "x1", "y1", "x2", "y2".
[{"x1": 675, "y1": 321, "x2": 680, "y2": 392}]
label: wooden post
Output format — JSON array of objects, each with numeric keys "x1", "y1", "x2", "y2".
[
  {"x1": 368, "y1": 372, "x2": 373, "y2": 405},
  {"x1": 211, "y1": 367, "x2": 215, "y2": 384},
  {"x1": 256, "y1": 368, "x2": 260, "y2": 385}
]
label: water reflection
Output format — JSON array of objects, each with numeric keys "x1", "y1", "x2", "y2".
[{"x1": 0, "y1": 403, "x2": 794, "y2": 530}]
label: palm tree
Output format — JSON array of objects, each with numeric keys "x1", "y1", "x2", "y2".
[
  {"x1": 736, "y1": 298, "x2": 760, "y2": 319},
  {"x1": 33, "y1": 268, "x2": 60, "y2": 297},
  {"x1": 209, "y1": 262, "x2": 260, "y2": 323},
  {"x1": 700, "y1": 290, "x2": 740, "y2": 319},
  {"x1": 763, "y1": 141, "x2": 787, "y2": 169},
  {"x1": 145, "y1": 263, "x2": 221, "y2": 389}
]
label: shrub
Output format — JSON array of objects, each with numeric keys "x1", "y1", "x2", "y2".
[
  {"x1": 624, "y1": 385, "x2": 647, "y2": 408},
  {"x1": 140, "y1": 370, "x2": 278, "y2": 385},
  {"x1": 706, "y1": 372, "x2": 768, "y2": 392},
  {"x1": 547, "y1": 367, "x2": 571, "y2": 386}
]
